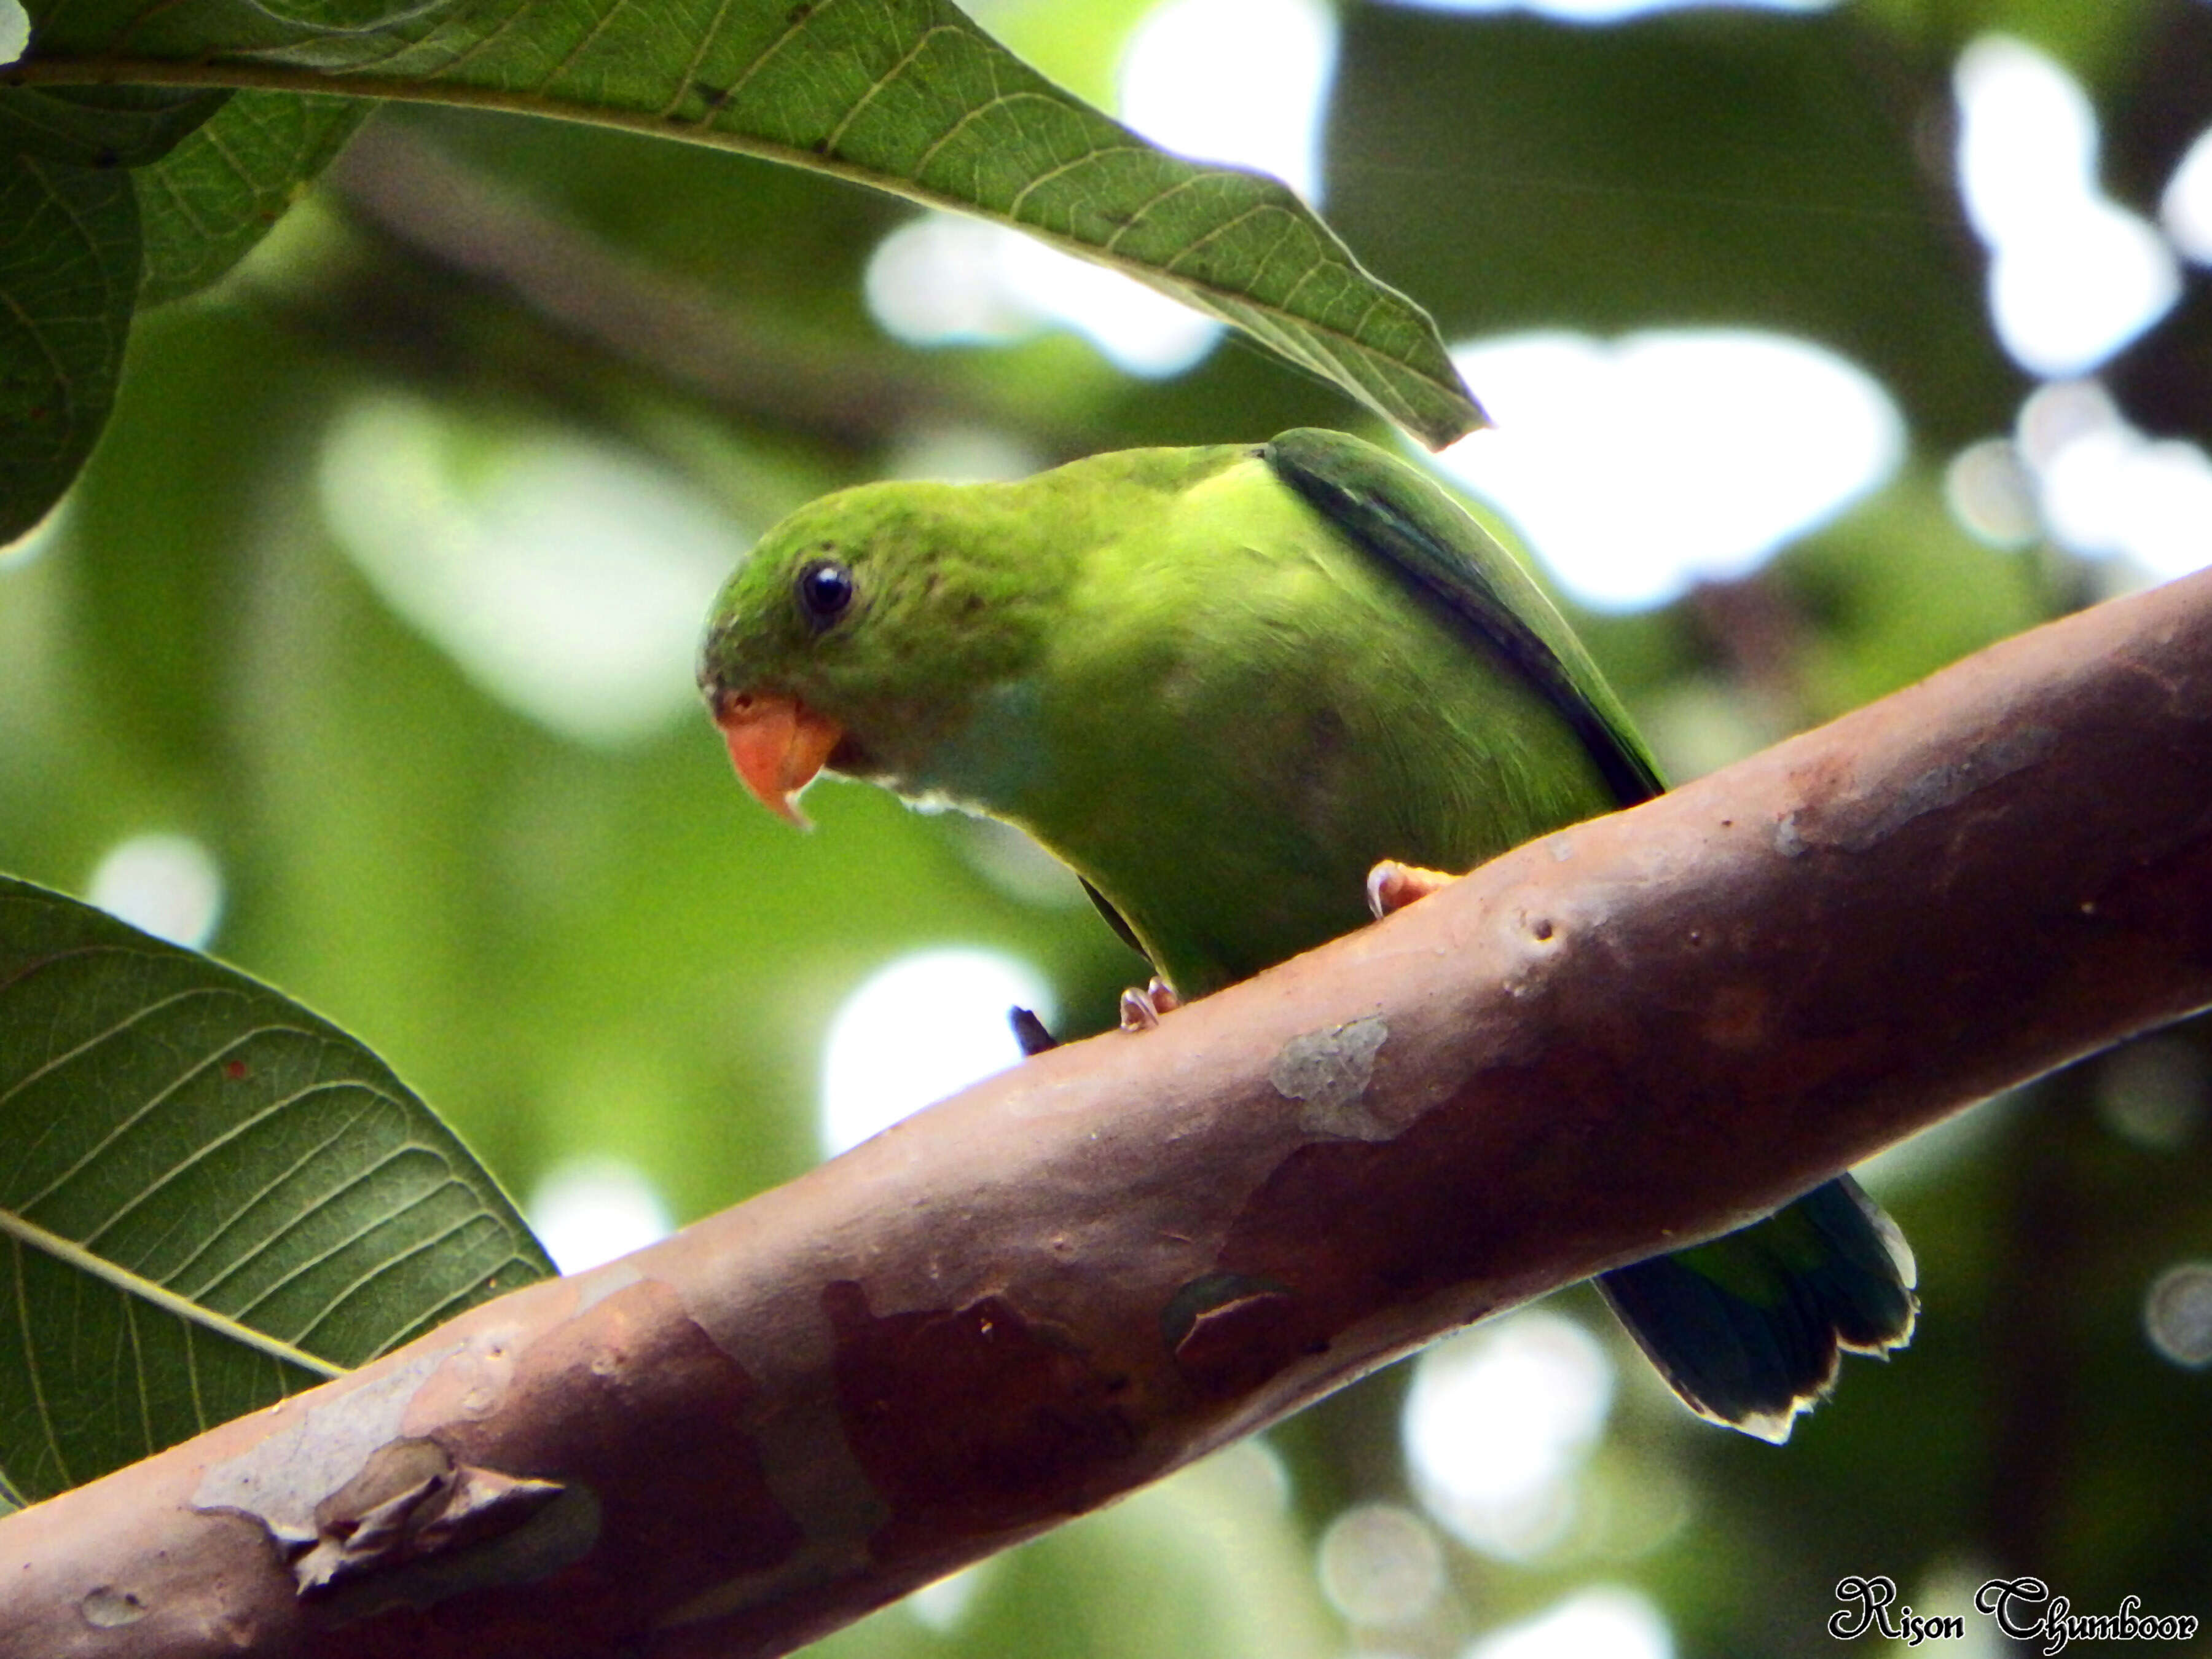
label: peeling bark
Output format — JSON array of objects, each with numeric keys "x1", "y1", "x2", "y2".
[{"x1": 4, "y1": 570, "x2": 2211, "y2": 1658}]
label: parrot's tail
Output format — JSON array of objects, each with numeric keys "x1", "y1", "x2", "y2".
[{"x1": 1595, "y1": 1174, "x2": 1917, "y2": 1442}]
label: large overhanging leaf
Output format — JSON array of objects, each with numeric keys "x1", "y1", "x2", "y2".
[
  {"x1": 0, "y1": 154, "x2": 138, "y2": 548},
  {"x1": 0, "y1": 0, "x2": 1484, "y2": 541},
  {"x1": 133, "y1": 92, "x2": 370, "y2": 307},
  {"x1": 0, "y1": 876, "x2": 553, "y2": 1507}
]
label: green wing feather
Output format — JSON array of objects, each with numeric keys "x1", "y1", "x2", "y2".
[{"x1": 1263, "y1": 428, "x2": 1665, "y2": 808}]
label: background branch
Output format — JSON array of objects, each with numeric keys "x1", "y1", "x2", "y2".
[
  {"x1": 4, "y1": 568, "x2": 2210, "y2": 1659},
  {"x1": 307, "y1": 122, "x2": 1070, "y2": 457}
]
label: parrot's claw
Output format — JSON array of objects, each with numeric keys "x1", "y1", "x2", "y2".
[
  {"x1": 1119, "y1": 991, "x2": 1158, "y2": 1032},
  {"x1": 1366, "y1": 860, "x2": 1460, "y2": 920},
  {"x1": 1010, "y1": 1006, "x2": 1061, "y2": 1056},
  {"x1": 1118, "y1": 978, "x2": 1180, "y2": 1032}
]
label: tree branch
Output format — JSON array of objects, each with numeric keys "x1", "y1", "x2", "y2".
[{"x1": 6, "y1": 569, "x2": 2212, "y2": 1658}]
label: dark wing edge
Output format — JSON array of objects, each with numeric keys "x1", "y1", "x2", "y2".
[
  {"x1": 1263, "y1": 428, "x2": 1666, "y2": 808},
  {"x1": 1081, "y1": 876, "x2": 1151, "y2": 963}
]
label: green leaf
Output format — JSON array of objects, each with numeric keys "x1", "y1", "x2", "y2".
[
  {"x1": 0, "y1": 153, "x2": 138, "y2": 545},
  {"x1": 9, "y1": 0, "x2": 1482, "y2": 445},
  {"x1": 0, "y1": 84, "x2": 228, "y2": 168},
  {"x1": 135, "y1": 90, "x2": 369, "y2": 305},
  {"x1": 0, "y1": 55, "x2": 363, "y2": 535},
  {"x1": 0, "y1": 875, "x2": 552, "y2": 1506}
]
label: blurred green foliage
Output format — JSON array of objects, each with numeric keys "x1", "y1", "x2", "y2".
[{"x1": 4, "y1": 0, "x2": 2211, "y2": 1653}]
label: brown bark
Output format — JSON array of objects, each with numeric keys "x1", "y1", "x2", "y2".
[{"x1": 6, "y1": 568, "x2": 2212, "y2": 1658}]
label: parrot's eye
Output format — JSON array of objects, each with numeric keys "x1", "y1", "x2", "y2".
[{"x1": 794, "y1": 558, "x2": 855, "y2": 630}]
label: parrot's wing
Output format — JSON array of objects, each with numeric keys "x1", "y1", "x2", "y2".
[
  {"x1": 1080, "y1": 876, "x2": 1150, "y2": 962},
  {"x1": 1264, "y1": 428, "x2": 1665, "y2": 809}
]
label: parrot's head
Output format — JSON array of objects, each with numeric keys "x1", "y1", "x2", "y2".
[{"x1": 697, "y1": 478, "x2": 1061, "y2": 826}]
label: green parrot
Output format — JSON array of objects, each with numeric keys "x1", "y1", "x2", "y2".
[{"x1": 698, "y1": 427, "x2": 1915, "y2": 1441}]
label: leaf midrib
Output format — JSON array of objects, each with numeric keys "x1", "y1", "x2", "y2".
[{"x1": 0, "y1": 1205, "x2": 346, "y2": 1379}]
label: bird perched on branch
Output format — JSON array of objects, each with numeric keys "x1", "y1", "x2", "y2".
[{"x1": 698, "y1": 426, "x2": 1915, "y2": 1440}]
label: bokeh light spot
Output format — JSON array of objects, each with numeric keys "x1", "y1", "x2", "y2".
[
  {"x1": 2159, "y1": 125, "x2": 2212, "y2": 265},
  {"x1": 1317, "y1": 1502, "x2": 1446, "y2": 1628},
  {"x1": 1464, "y1": 1585, "x2": 1673, "y2": 1659},
  {"x1": 864, "y1": 215, "x2": 1039, "y2": 347},
  {"x1": 2144, "y1": 1261, "x2": 2212, "y2": 1368},
  {"x1": 528, "y1": 1156, "x2": 674, "y2": 1275},
  {"x1": 87, "y1": 833, "x2": 224, "y2": 950},
  {"x1": 818, "y1": 947, "x2": 1055, "y2": 1159},
  {"x1": 318, "y1": 394, "x2": 742, "y2": 747},
  {"x1": 2016, "y1": 380, "x2": 2212, "y2": 581},
  {"x1": 865, "y1": 214, "x2": 1218, "y2": 376},
  {"x1": 1954, "y1": 36, "x2": 2178, "y2": 378},
  {"x1": 2094, "y1": 1037, "x2": 2205, "y2": 1153},
  {"x1": 1403, "y1": 1309, "x2": 1614, "y2": 1559},
  {"x1": 1433, "y1": 330, "x2": 1902, "y2": 611},
  {"x1": 1943, "y1": 439, "x2": 2040, "y2": 547},
  {"x1": 1119, "y1": 0, "x2": 1336, "y2": 204}
]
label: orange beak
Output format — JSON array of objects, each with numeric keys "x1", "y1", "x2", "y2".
[{"x1": 712, "y1": 690, "x2": 845, "y2": 828}]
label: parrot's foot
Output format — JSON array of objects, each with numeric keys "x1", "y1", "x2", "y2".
[
  {"x1": 1366, "y1": 860, "x2": 1459, "y2": 919},
  {"x1": 1010, "y1": 1006, "x2": 1061, "y2": 1056},
  {"x1": 1118, "y1": 978, "x2": 1180, "y2": 1032}
]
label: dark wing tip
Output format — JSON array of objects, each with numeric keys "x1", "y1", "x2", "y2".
[{"x1": 1597, "y1": 1177, "x2": 1918, "y2": 1442}]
